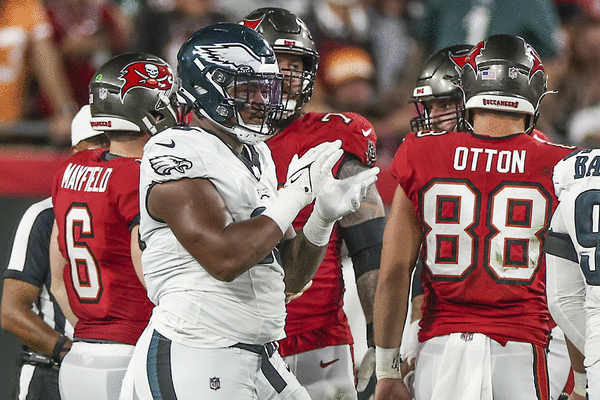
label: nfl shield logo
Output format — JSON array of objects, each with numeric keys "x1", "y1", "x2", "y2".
[
  {"x1": 460, "y1": 332, "x2": 474, "y2": 342},
  {"x1": 99, "y1": 88, "x2": 108, "y2": 100},
  {"x1": 508, "y1": 67, "x2": 519, "y2": 79},
  {"x1": 210, "y1": 377, "x2": 220, "y2": 391}
]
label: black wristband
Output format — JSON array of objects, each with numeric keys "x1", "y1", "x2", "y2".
[
  {"x1": 52, "y1": 335, "x2": 69, "y2": 363},
  {"x1": 366, "y1": 322, "x2": 375, "y2": 348}
]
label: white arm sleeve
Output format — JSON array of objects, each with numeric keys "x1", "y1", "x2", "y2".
[
  {"x1": 546, "y1": 206, "x2": 587, "y2": 353},
  {"x1": 546, "y1": 252, "x2": 587, "y2": 353}
]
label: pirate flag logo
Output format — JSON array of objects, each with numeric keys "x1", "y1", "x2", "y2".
[{"x1": 118, "y1": 62, "x2": 173, "y2": 101}]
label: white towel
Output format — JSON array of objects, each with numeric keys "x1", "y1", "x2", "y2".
[{"x1": 430, "y1": 333, "x2": 493, "y2": 400}]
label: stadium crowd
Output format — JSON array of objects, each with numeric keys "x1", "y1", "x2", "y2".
[{"x1": 3, "y1": 0, "x2": 600, "y2": 151}]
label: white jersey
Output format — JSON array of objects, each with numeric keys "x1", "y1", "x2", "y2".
[
  {"x1": 549, "y1": 148, "x2": 600, "y2": 367},
  {"x1": 139, "y1": 126, "x2": 286, "y2": 348}
]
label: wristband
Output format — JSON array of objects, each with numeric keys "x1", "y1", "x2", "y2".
[
  {"x1": 52, "y1": 335, "x2": 69, "y2": 363},
  {"x1": 573, "y1": 370, "x2": 587, "y2": 396},
  {"x1": 262, "y1": 186, "x2": 309, "y2": 234},
  {"x1": 375, "y1": 346, "x2": 402, "y2": 380},
  {"x1": 302, "y1": 208, "x2": 335, "y2": 246}
]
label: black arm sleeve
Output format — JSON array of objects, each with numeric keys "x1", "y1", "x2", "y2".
[
  {"x1": 544, "y1": 230, "x2": 578, "y2": 263},
  {"x1": 340, "y1": 217, "x2": 385, "y2": 281}
]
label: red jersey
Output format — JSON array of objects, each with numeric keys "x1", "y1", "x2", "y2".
[
  {"x1": 267, "y1": 112, "x2": 377, "y2": 356},
  {"x1": 52, "y1": 149, "x2": 153, "y2": 345},
  {"x1": 391, "y1": 130, "x2": 576, "y2": 347}
]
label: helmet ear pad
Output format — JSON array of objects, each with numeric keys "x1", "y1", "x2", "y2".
[{"x1": 177, "y1": 68, "x2": 235, "y2": 125}]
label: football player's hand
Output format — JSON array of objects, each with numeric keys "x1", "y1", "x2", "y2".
[
  {"x1": 264, "y1": 141, "x2": 342, "y2": 234},
  {"x1": 303, "y1": 165, "x2": 379, "y2": 246},
  {"x1": 314, "y1": 166, "x2": 380, "y2": 222},
  {"x1": 375, "y1": 378, "x2": 411, "y2": 400},
  {"x1": 357, "y1": 346, "x2": 376, "y2": 395},
  {"x1": 285, "y1": 140, "x2": 343, "y2": 205},
  {"x1": 400, "y1": 358, "x2": 415, "y2": 398},
  {"x1": 567, "y1": 391, "x2": 586, "y2": 400}
]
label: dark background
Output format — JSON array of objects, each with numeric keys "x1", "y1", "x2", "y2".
[{"x1": 1, "y1": 197, "x2": 44, "y2": 400}]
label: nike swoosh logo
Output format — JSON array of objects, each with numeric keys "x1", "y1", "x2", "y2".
[
  {"x1": 320, "y1": 358, "x2": 339, "y2": 368},
  {"x1": 156, "y1": 140, "x2": 175, "y2": 148},
  {"x1": 362, "y1": 128, "x2": 372, "y2": 137}
]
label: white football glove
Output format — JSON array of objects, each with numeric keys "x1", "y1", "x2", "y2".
[
  {"x1": 303, "y1": 166, "x2": 380, "y2": 246},
  {"x1": 285, "y1": 139, "x2": 343, "y2": 202},
  {"x1": 357, "y1": 346, "x2": 375, "y2": 392},
  {"x1": 263, "y1": 140, "x2": 343, "y2": 233},
  {"x1": 316, "y1": 167, "x2": 379, "y2": 221},
  {"x1": 400, "y1": 320, "x2": 419, "y2": 366}
]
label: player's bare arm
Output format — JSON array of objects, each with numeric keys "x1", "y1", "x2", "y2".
[
  {"x1": 49, "y1": 221, "x2": 78, "y2": 327},
  {"x1": 147, "y1": 177, "x2": 284, "y2": 282},
  {"x1": 1, "y1": 278, "x2": 72, "y2": 360},
  {"x1": 338, "y1": 157, "x2": 385, "y2": 323},
  {"x1": 565, "y1": 337, "x2": 587, "y2": 400},
  {"x1": 375, "y1": 185, "x2": 421, "y2": 349},
  {"x1": 129, "y1": 225, "x2": 145, "y2": 287},
  {"x1": 373, "y1": 185, "x2": 420, "y2": 400},
  {"x1": 279, "y1": 230, "x2": 327, "y2": 294}
]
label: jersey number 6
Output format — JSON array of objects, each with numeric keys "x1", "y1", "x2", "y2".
[{"x1": 65, "y1": 204, "x2": 102, "y2": 302}]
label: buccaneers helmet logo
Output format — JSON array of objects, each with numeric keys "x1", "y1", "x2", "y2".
[
  {"x1": 450, "y1": 41, "x2": 484, "y2": 74},
  {"x1": 240, "y1": 15, "x2": 265, "y2": 30},
  {"x1": 525, "y1": 44, "x2": 544, "y2": 82},
  {"x1": 118, "y1": 62, "x2": 173, "y2": 101}
]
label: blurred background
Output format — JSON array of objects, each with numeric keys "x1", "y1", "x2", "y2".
[{"x1": 1, "y1": 0, "x2": 598, "y2": 397}]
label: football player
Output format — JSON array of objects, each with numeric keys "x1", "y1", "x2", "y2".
[
  {"x1": 240, "y1": 8, "x2": 386, "y2": 400},
  {"x1": 119, "y1": 23, "x2": 379, "y2": 400},
  {"x1": 404, "y1": 44, "x2": 574, "y2": 400},
  {"x1": 409, "y1": 44, "x2": 472, "y2": 132},
  {"x1": 544, "y1": 148, "x2": 600, "y2": 399},
  {"x1": 1, "y1": 105, "x2": 107, "y2": 400},
  {"x1": 49, "y1": 53, "x2": 177, "y2": 400},
  {"x1": 373, "y1": 34, "x2": 577, "y2": 400}
]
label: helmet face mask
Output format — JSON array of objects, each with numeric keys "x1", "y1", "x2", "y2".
[
  {"x1": 411, "y1": 45, "x2": 472, "y2": 131},
  {"x1": 177, "y1": 23, "x2": 284, "y2": 145},
  {"x1": 241, "y1": 7, "x2": 319, "y2": 118},
  {"x1": 223, "y1": 71, "x2": 284, "y2": 137},
  {"x1": 89, "y1": 53, "x2": 177, "y2": 136},
  {"x1": 412, "y1": 96, "x2": 463, "y2": 131}
]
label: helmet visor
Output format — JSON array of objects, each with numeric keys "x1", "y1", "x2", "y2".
[{"x1": 226, "y1": 73, "x2": 284, "y2": 133}]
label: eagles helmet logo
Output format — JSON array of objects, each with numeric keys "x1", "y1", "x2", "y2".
[
  {"x1": 192, "y1": 43, "x2": 264, "y2": 71},
  {"x1": 150, "y1": 155, "x2": 192, "y2": 176},
  {"x1": 118, "y1": 62, "x2": 173, "y2": 101}
]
